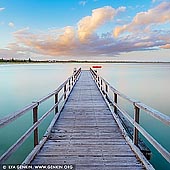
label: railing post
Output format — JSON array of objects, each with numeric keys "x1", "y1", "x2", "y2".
[
  {"x1": 64, "y1": 84, "x2": 67, "y2": 100},
  {"x1": 93, "y1": 71, "x2": 95, "y2": 80},
  {"x1": 69, "y1": 79, "x2": 71, "y2": 91},
  {"x1": 114, "y1": 93, "x2": 118, "y2": 114},
  {"x1": 101, "y1": 79, "x2": 103, "y2": 92},
  {"x1": 105, "y1": 84, "x2": 109, "y2": 100},
  {"x1": 33, "y1": 104, "x2": 38, "y2": 147},
  {"x1": 94, "y1": 70, "x2": 97, "y2": 82},
  {"x1": 55, "y1": 93, "x2": 58, "y2": 114},
  {"x1": 98, "y1": 76, "x2": 100, "y2": 87},
  {"x1": 74, "y1": 74, "x2": 76, "y2": 83},
  {"x1": 133, "y1": 105, "x2": 140, "y2": 146},
  {"x1": 105, "y1": 84, "x2": 108, "y2": 94},
  {"x1": 72, "y1": 76, "x2": 74, "y2": 86},
  {"x1": 105, "y1": 84, "x2": 108, "y2": 93}
]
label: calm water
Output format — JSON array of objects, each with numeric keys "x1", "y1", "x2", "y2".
[{"x1": 0, "y1": 63, "x2": 169, "y2": 169}]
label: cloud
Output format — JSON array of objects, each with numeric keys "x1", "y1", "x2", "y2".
[
  {"x1": 78, "y1": 6, "x2": 125, "y2": 41},
  {"x1": 0, "y1": 48, "x2": 29, "y2": 59},
  {"x1": 79, "y1": 1, "x2": 87, "y2": 6},
  {"x1": 160, "y1": 44, "x2": 170, "y2": 49},
  {"x1": 8, "y1": 22, "x2": 15, "y2": 27},
  {"x1": 1, "y1": 5, "x2": 170, "y2": 59},
  {"x1": 11, "y1": 26, "x2": 78, "y2": 56},
  {"x1": 113, "y1": 2, "x2": 170, "y2": 37},
  {"x1": 7, "y1": 25, "x2": 170, "y2": 58},
  {"x1": 0, "y1": 7, "x2": 5, "y2": 11}
]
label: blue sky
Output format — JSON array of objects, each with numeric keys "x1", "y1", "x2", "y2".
[{"x1": 0, "y1": 0, "x2": 170, "y2": 61}]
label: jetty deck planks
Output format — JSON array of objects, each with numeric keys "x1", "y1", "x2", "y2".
[{"x1": 31, "y1": 70, "x2": 145, "y2": 170}]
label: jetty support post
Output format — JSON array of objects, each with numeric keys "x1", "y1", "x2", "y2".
[
  {"x1": 101, "y1": 79, "x2": 103, "y2": 92},
  {"x1": 69, "y1": 79, "x2": 71, "y2": 91},
  {"x1": 55, "y1": 93, "x2": 58, "y2": 114},
  {"x1": 133, "y1": 105, "x2": 140, "y2": 146},
  {"x1": 33, "y1": 103, "x2": 39, "y2": 147},
  {"x1": 114, "y1": 93, "x2": 118, "y2": 114},
  {"x1": 94, "y1": 70, "x2": 97, "y2": 82},
  {"x1": 72, "y1": 76, "x2": 74, "y2": 86},
  {"x1": 105, "y1": 84, "x2": 108, "y2": 99},
  {"x1": 98, "y1": 76, "x2": 100, "y2": 87},
  {"x1": 73, "y1": 68, "x2": 76, "y2": 83},
  {"x1": 64, "y1": 84, "x2": 67, "y2": 100}
]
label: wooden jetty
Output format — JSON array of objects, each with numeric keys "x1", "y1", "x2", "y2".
[{"x1": 0, "y1": 68, "x2": 170, "y2": 170}]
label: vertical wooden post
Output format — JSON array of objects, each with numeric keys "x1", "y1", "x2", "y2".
[
  {"x1": 72, "y1": 76, "x2": 74, "y2": 86},
  {"x1": 114, "y1": 93, "x2": 118, "y2": 114},
  {"x1": 33, "y1": 105, "x2": 38, "y2": 147},
  {"x1": 98, "y1": 76, "x2": 100, "y2": 87},
  {"x1": 101, "y1": 79, "x2": 103, "y2": 91},
  {"x1": 106, "y1": 84, "x2": 108, "y2": 92},
  {"x1": 55, "y1": 93, "x2": 58, "y2": 114},
  {"x1": 64, "y1": 84, "x2": 67, "y2": 100},
  {"x1": 69, "y1": 79, "x2": 71, "y2": 91},
  {"x1": 105, "y1": 84, "x2": 108, "y2": 93},
  {"x1": 133, "y1": 106, "x2": 140, "y2": 146},
  {"x1": 94, "y1": 70, "x2": 97, "y2": 82},
  {"x1": 73, "y1": 68, "x2": 77, "y2": 82},
  {"x1": 74, "y1": 74, "x2": 76, "y2": 83},
  {"x1": 105, "y1": 84, "x2": 108, "y2": 99}
]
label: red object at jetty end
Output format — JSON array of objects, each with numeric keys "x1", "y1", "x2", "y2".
[{"x1": 92, "y1": 66, "x2": 102, "y2": 68}]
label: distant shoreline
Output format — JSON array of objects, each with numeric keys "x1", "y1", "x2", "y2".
[{"x1": 0, "y1": 59, "x2": 170, "y2": 64}]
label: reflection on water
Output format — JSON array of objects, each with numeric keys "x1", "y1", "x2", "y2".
[{"x1": 0, "y1": 63, "x2": 170, "y2": 169}]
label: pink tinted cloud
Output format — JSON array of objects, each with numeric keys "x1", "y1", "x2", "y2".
[
  {"x1": 12, "y1": 27, "x2": 79, "y2": 56},
  {"x1": 160, "y1": 44, "x2": 170, "y2": 49},
  {"x1": 9, "y1": 26, "x2": 170, "y2": 58},
  {"x1": 78, "y1": 6, "x2": 126, "y2": 41},
  {"x1": 114, "y1": 2, "x2": 170, "y2": 37}
]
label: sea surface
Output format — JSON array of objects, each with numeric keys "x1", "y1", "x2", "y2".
[{"x1": 0, "y1": 63, "x2": 170, "y2": 170}]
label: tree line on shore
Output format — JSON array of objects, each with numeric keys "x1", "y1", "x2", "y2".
[
  {"x1": 0, "y1": 58, "x2": 169, "y2": 64},
  {"x1": 0, "y1": 58, "x2": 36, "y2": 63}
]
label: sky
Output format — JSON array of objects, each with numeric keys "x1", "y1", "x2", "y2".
[{"x1": 0, "y1": 0, "x2": 170, "y2": 61}]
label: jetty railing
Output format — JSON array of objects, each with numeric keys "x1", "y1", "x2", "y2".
[
  {"x1": 0, "y1": 68, "x2": 81, "y2": 163},
  {"x1": 90, "y1": 68, "x2": 170, "y2": 163}
]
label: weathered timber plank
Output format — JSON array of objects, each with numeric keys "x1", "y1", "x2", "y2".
[{"x1": 32, "y1": 156, "x2": 141, "y2": 165}]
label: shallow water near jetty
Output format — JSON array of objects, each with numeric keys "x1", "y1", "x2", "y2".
[{"x1": 0, "y1": 63, "x2": 169, "y2": 170}]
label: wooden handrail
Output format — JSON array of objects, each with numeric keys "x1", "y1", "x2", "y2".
[
  {"x1": 36, "y1": 77, "x2": 71, "y2": 104},
  {"x1": 0, "y1": 68, "x2": 81, "y2": 163},
  {"x1": 90, "y1": 68, "x2": 170, "y2": 163},
  {"x1": 0, "y1": 103, "x2": 38, "y2": 128},
  {"x1": 90, "y1": 68, "x2": 170, "y2": 125},
  {"x1": 135, "y1": 102, "x2": 170, "y2": 126}
]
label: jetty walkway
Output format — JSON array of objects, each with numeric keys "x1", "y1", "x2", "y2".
[{"x1": 30, "y1": 70, "x2": 145, "y2": 169}]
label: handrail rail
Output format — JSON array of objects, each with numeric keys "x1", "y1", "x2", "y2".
[
  {"x1": 0, "y1": 68, "x2": 81, "y2": 163},
  {"x1": 0, "y1": 103, "x2": 37, "y2": 128},
  {"x1": 102, "y1": 78, "x2": 137, "y2": 103},
  {"x1": 100, "y1": 76, "x2": 170, "y2": 125},
  {"x1": 135, "y1": 102, "x2": 170, "y2": 126},
  {"x1": 90, "y1": 68, "x2": 170, "y2": 163}
]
